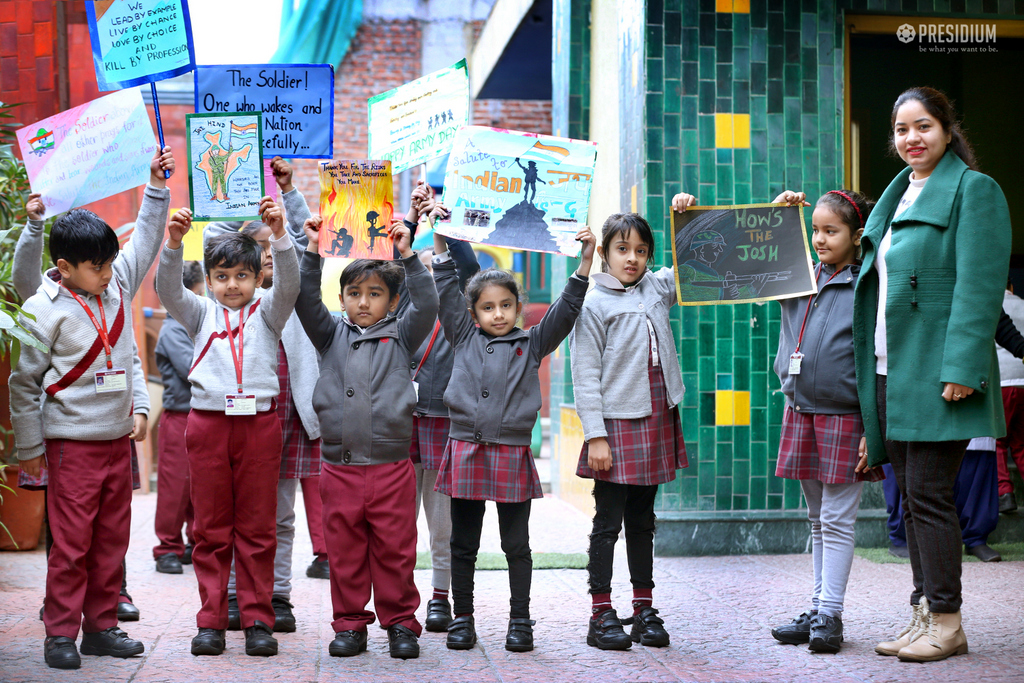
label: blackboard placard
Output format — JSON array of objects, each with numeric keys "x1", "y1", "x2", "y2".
[{"x1": 671, "y1": 203, "x2": 817, "y2": 305}]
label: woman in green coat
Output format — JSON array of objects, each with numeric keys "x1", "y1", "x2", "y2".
[{"x1": 852, "y1": 87, "x2": 1010, "y2": 663}]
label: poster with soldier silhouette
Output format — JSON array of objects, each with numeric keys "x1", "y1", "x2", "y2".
[
  {"x1": 436, "y1": 126, "x2": 598, "y2": 257},
  {"x1": 318, "y1": 160, "x2": 395, "y2": 260},
  {"x1": 671, "y1": 203, "x2": 817, "y2": 305},
  {"x1": 186, "y1": 112, "x2": 264, "y2": 221}
]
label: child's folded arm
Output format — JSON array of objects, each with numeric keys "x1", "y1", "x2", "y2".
[
  {"x1": 156, "y1": 243, "x2": 207, "y2": 339},
  {"x1": 433, "y1": 259, "x2": 476, "y2": 347},
  {"x1": 114, "y1": 184, "x2": 172, "y2": 299},
  {"x1": 294, "y1": 250, "x2": 338, "y2": 352},
  {"x1": 11, "y1": 218, "x2": 46, "y2": 300},
  {"x1": 8, "y1": 315, "x2": 51, "y2": 461},
  {"x1": 398, "y1": 252, "x2": 440, "y2": 352},
  {"x1": 260, "y1": 234, "x2": 300, "y2": 335},
  {"x1": 569, "y1": 307, "x2": 609, "y2": 440},
  {"x1": 530, "y1": 273, "x2": 590, "y2": 359}
]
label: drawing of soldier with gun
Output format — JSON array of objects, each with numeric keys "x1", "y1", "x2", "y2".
[{"x1": 678, "y1": 230, "x2": 789, "y2": 300}]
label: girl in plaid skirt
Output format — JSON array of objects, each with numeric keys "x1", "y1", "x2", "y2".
[
  {"x1": 570, "y1": 212, "x2": 689, "y2": 652},
  {"x1": 432, "y1": 226, "x2": 596, "y2": 653},
  {"x1": 765, "y1": 188, "x2": 884, "y2": 654}
]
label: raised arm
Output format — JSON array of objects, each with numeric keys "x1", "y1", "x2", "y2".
[
  {"x1": 12, "y1": 194, "x2": 47, "y2": 300},
  {"x1": 529, "y1": 227, "x2": 595, "y2": 358},
  {"x1": 431, "y1": 248, "x2": 477, "y2": 347},
  {"x1": 294, "y1": 215, "x2": 339, "y2": 352},
  {"x1": 255, "y1": 198, "x2": 299, "y2": 335},
  {"x1": 392, "y1": 222, "x2": 438, "y2": 352},
  {"x1": 157, "y1": 209, "x2": 208, "y2": 337},
  {"x1": 113, "y1": 147, "x2": 174, "y2": 299}
]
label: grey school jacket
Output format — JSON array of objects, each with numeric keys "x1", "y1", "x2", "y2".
[
  {"x1": 774, "y1": 262, "x2": 860, "y2": 414},
  {"x1": 435, "y1": 259, "x2": 589, "y2": 446},
  {"x1": 154, "y1": 316, "x2": 194, "y2": 413},
  {"x1": 569, "y1": 268, "x2": 686, "y2": 441},
  {"x1": 295, "y1": 250, "x2": 438, "y2": 466}
]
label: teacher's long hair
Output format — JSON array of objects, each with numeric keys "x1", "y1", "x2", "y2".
[{"x1": 889, "y1": 86, "x2": 980, "y2": 172}]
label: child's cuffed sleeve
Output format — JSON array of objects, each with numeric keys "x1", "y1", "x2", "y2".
[
  {"x1": 295, "y1": 250, "x2": 338, "y2": 352},
  {"x1": 283, "y1": 188, "x2": 314, "y2": 251},
  {"x1": 12, "y1": 219, "x2": 46, "y2": 300},
  {"x1": 569, "y1": 307, "x2": 608, "y2": 440}
]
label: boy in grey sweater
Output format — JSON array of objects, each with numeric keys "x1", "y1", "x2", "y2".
[{"x1": 9, "y1": 148, "x2": 174, "y2": 670}]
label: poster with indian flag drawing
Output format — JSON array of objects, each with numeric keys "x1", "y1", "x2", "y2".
[
  {"x1": 318, "y1": 160, "x2": 395, "y2": 260},
  {"x1": 185, "y1": 111, "x2": 264, "y2": 221},
  {"x1": 437, "y1": 126, "x2": 598, "y2": 257}
]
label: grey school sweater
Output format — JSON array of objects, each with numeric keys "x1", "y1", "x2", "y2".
[
  {"x1": 10, "y1": 185, "x2": 170, "y2": 460},
  {"x1": 156, "y1": 233, "x2": 299, "y2": 412}
]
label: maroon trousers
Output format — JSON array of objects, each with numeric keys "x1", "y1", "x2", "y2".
[
  {"x1": 153, "y1": 410, "x2": 195, "y2": 559},
  {"x1": 186, "y1": 409, "x2": 282, "y2": 629},
  {"x1": 43, "y1": 436, "x2": 132, "y2": 639},
  {"x1": 299, "y1": 476, "x2": 327, "y2": 557},
  {"x1": 997, "y1": 386, "x2": 1024, "y2": 496},
  {"x1": 321, "y1": 460, "x2": 421, "y2": 634}
]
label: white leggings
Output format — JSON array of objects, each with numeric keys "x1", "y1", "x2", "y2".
[{"x1": 801, "y1": 479, "x2": 864, "y2": 618}]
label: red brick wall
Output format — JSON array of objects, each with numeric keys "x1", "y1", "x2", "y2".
[
  {"x1": 472, "y1": 99, "x2": 552, "y2": 134},
  {"x1": 0, "y1": 0, "x2": 58, "y2": 124}
]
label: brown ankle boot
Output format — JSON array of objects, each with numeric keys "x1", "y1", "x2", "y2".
[
  {"x1": 875, "y1": 598, "x2": 926, "y2": 656},
  {"x1": 897, "y1": 608, "x2": 968, "y2": 662}
]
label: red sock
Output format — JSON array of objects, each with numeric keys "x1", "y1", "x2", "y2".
[
  {"x1": 591, "y1": 593, "x2": 612, "y2": 616},
  {"x1": 632, "y1": 589, "x2": 652, "y2": 616},
  {"x1": 432, "y1": 588, "x2": 449, "y2": 601}
]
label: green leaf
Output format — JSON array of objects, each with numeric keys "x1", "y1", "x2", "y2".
[{"x1": 9, "y1": 324, "x2": 47, "y2": 352}]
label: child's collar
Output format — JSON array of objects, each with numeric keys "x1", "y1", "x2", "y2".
[{"x1": 591, "y1": 271, "x2": 649, "y2": 291}]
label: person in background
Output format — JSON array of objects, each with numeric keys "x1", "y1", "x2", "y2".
[{"x1": 996, "y1": 281, "x2": 1024, "y2": 514}]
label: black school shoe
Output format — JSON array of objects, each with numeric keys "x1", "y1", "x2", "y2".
[
  {"x1": 156, "y1": 552, "x2": 183, "y2": 574},
  {"x1": 387, "y1": 625, "x2": 420, "y2": 659},
  {"x1": 999, "y1": 492, "x2": 1018, "y2": 514},
  {"x1": 629, "y1": 607, "x2": 670, "y2": 647},
  {"x1": 967, "y1": 543, "x2": 1003, "y2": 562},
  {"x1": 272, "y1": 596, "x2": 297, "y2": 632},
  {"x1": 771, "y1": 610, "x2": 817, "y2": 644},
  {"x1": 44, "y1": 636, "x2": 81, "y2": 669},
  {"x1": 505, "y1": 618, "x2": 536, "y2": 652},
  {"x1": 586, "y1": 609, "x2": 632, "y2": 650},
  {"x1": 191, "y1": 628, "x2": 226, "y2": 656},
  {"x1": 329, "y1": 630, "x2": 368, "y2": 657},
  {"x1": 306, "y1": 557, "x2": 330, "y2": 579},
  {"x1": 808, "y1": 613, "x2": 843, "y2": 653},
  {"x1": 117, "y1": 593, "x2": 140, "y2": 622},
  {"x1": 446, "y1": 615, "x2": 477, "y2": 650},
  {"x1": 425, "y1": 598, "x2": 452, "y2": 632},
  {"x1": 227, "y1": 595, "x2": 241, "y2": 630},
  {"x1": 182, "y1": 543, "x2": 194, "y2": 565},
  {"x1": 80, "y1": 626, "x2": 145, "y2": 658},
  {"x1": 244, "y1": 620, "x2": 278, "y2": 656}
]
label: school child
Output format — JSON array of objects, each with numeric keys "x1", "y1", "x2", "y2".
[
  {"x1": 156, "y1": 197, "x2": 298, "y2": 657},
  {"x1": 294, "y1": 216, "x2": 438, "y2": 660},
  {"x1": 432, "y1": 224, "x2": 596, "y2": 653},
  {"x1": 15, "y1": 193, "x2": 153, "y2": 622},
  {"x1": 9, "y1": 148, "x2": 174, "y2": 670},
  {"x1": 152, "y1": 261, "x2": 203, "y2": 574},
  {"x1": 755, "y1": 188, "x2": 883, "y2": 653},
  {"x1": 569, "y1": 212, "x2": 688, "y2": 651}
]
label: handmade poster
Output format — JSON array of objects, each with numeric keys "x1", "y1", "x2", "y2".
[
  {"x1": 186, "y1": 112, "x2": 265, "y2": 221},
  {"x1": 16, "y1": 88, "x2": 157, "y2": 218},
  {"x1": 85, "y1": 0, "x2": 196, "y2": 91},
  {"x1": 318, "y1": 160, "x2": 394, "y2": 260},
  {"x1": 671, "y1": 203, "x2": 817, "y2": 305},
  {"x1": 194, "y1": 64, "x2": 335, "y2": 159},
  {"x1": 436, "y1": 126, "x2": 597, "y2": 257},
  {"x1": 367, "y1": 59, "x2": 470, "y2": 174}
]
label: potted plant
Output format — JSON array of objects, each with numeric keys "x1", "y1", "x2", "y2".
[{"x1": 0, "y1": 101, "x2": 50, "y2": 550}]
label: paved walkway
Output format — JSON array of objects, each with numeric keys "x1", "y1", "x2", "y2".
[{"x1": 1, "y1": 490, "x2": 1023, "y2": 683}]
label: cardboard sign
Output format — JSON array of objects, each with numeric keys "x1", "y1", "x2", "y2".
[
  {"x1": 367, "y1": 60, "x2": 470, "y2": 174},
  {"x1": 16, "y1": 88, "x2": 157, "y2": 218},
  {"x1": 194, "y1": 64, "x2": 335, "y2": 159},
  {"x1": 186, "y1": 112, "x2": 265, "y2": 221},
  {"x1": 671, "y1": 204, "x2": 817, "y2": 305},
  {"x1": 318, "y1": 160, "x2": 394, "y2": 260},
  {"x1": 85, "y1": 0, "x2": 196, "y2": 91},
  {"x1": 436, "y1": 126, "x2": 597, "y2": 256}
]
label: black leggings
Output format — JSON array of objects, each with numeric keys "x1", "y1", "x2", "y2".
[
  {"x1": 450, "y1": 498, "x2": 532, "y2": 619},
  {"x1": 587, "y1": 480, "x2": 657, "y2": 595}
]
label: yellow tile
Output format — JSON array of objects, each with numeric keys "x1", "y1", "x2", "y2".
[
  {"x1": 714, "y1": 113, "x2": 734, "y2": 148},
  {"x1": 732, "y1": 0, "x2": 751, "y2": 13},
  {"x1": 630, "y1": 183, "x2": 637, "y2": 213},
  {"x1": 716, "y1": 390, "x2": 735, "y2": 426},
  {"x1": 733, "y1": 391, "x2": 751, "y2": 426},
  {"x1": 733, "y1": 114, "x2": 751, "y2": 148},
  {"x1": 716, "y1": 0, "x2": 733, "y2": 12}
]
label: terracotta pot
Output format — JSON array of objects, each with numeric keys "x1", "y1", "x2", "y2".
[{"x1": 0, "y1": 465, "x2": 45, "y2": 551}]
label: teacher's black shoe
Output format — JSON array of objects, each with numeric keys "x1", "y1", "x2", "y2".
[
  {"x1": 44, "y1": 636, "x2": 81, "y2": 669},
  {"x1": 191, "y1": 628, "x2": 225, "y2": 656},
  {"x1": 771, "y1": 609, "x2": 816, "y2": 644},
  {"x1": 328, "y1": 630, "x2": 367, "y2": 657},
  {"x1": 967, "y1": 543, "x2": 1002, "y2": 562},
  {"x1": 182, "y1": 543, "x2": 194, "y2": 565},
  {"x1": 80, "y1": 626, "x2": 145, "y2": 658},
  {"x1": 446, "y1": 615, "x2": 477, "y2": 650},
  {"x1": 306, "y1": 557, "x2": 330, "y2": 579},
  {"x1": 807, "y1": 613, "x2": 843, "y2": 653},
  {"x1": 243, "y1": 620, "x2": 278, "y2": 656},
  {"x1": 425, "y1": 598, "x2": 452, "y2": 632},
  {"x1": 505, "y1": 618, "x2": 535, "y2": 652},
  {"x1": 387, "y1": 625, "x2": 420, "y2": 659},
  {"x1": 586, "y1": 609, "x2": 632, "y2": 650},
  {"x1": 999, "y1": 493, "x2": 1017, "y2": 514},
  {"x1": 888, "y1": 544, "x2": 910, "y2": 559},
  {"x1": 629, "y1": 607, "x2": 670, "y2": 647}
]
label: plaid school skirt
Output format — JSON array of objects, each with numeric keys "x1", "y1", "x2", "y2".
[
  {"x1": 775, "y1": 406, "x2": 884, "y2": 484},
  {"x1": 19, "y1": 439, "x2": 143, "y2": 491},
  {"x1": 434, "y1": 438, "x2": 542, "y2": 503},
  {"x1": 409, "y1": 415, "x2": 450, "y2": 471},
  {"x1": 577, "y1": 361, "x2": 688, "y2": 485},
  {"x1": 277, "y1": 344, "x2": 321, "y2": 479}
]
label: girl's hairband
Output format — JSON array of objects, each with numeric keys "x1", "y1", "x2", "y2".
[{"x1": 827, "y1": 190, "x2": 864, "y2": 228}]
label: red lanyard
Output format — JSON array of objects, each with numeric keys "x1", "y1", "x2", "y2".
[
  {"x1": 62, "y1": 284, "x2": 113, "y2": 370},
  {"x1": 412, "y1": 321, "x2": 441, "y2": 382},
  {"x1": 794, "y1": 265, "x2": 843, "y2": 354},
  {"x1": 224, "y1": 307, "x2": 246, "y2": 392}
]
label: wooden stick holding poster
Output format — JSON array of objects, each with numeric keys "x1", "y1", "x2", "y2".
[
  {"x1": 186, "y1": 112, "x2": 265, "y2": 221},
  {"x1": 318, "y1": 161, "x2": 395, "y2": 260},
  {"x1": 15, "y1": 88, "x2": 157, "y2": 219},
  {"x1": 435, "y1": 126, "x2": 598, "y2": 257},
  {"x1": 671, "y1": 203, "x2": 817, "y2": 305}
]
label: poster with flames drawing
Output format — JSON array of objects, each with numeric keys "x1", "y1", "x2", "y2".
[
  {"x1": 319, "y1": 160, "x2": 395, "y2": 260},
  {"x1": 437, "y1": 126, "x2": 598, "y2": 257}
]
